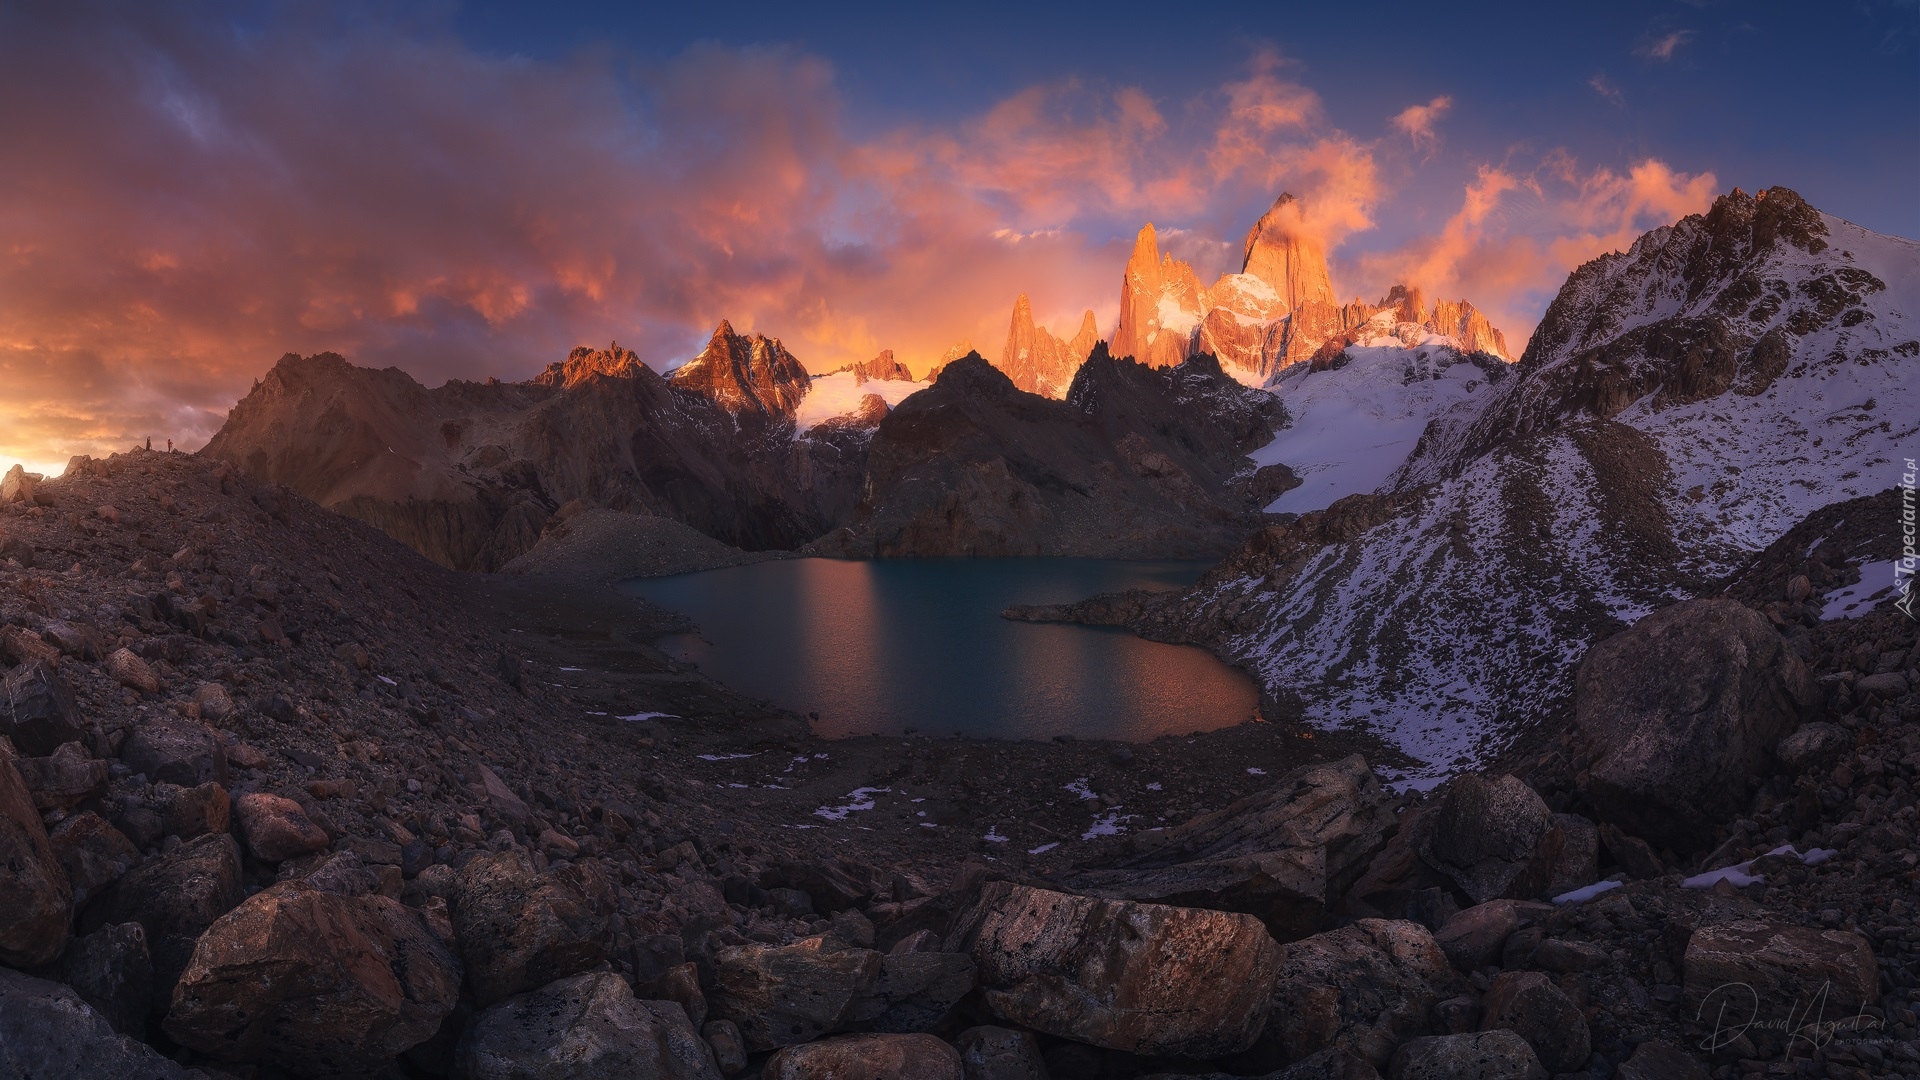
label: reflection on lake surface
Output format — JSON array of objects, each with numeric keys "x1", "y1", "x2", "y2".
[{"x1": 620, "y1": 558, "x2": 1259, "y2": 741}]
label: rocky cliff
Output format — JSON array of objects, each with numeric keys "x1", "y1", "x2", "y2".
[
  {"x1": 1110, "y1": 224, "x2": 1208, "y2": 369},
  {"x1": 200, "y1": 326, "x2": 872, "y2": 572},
  {"x1": 807, "y1": 348, "x2": 1290, "y2": 558},
  {"x1": 998, "y1": 294, "x2": 1099, "y2": 399},
  {"x1": 1109, "y1": 194, "x2": 1511, "y2": 383}
]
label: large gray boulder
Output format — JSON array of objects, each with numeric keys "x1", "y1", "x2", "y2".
[
  {"x1": 0, "y1": 739, "x2": 70, "y2": 968},
  {"x1": 80, "y1": 832, "x2": 243, "y2": 1007},
  {"x1": 1572, "y1": 599, "x2": 1811, "y2": 851},
  {"x1": 1414, "y1": 774, "x2": 1554, "y2": 904},
  {"x1": 949, "y1": 881, "x2": 1280, "y2": 1058},
  {"x1": 1067, "y1": 754, "x2": 1394, "y2": 938},
  {"x1": 1389, "y1": 1030, "x2": 1545, "y2": 1080},
  {"x1": 0, "y1": 661, "x2": 84, "y2": 756},
  {"x1": 706, "y1": 937, "x2": 884, "y2": 1052},
  {"x1": 0, "y1": 967, "x2": 208, "y2": 1079},
  {"x1": 454, "y1": 849, "x2": 614, "y2": 1006},
  {"x1": 164, "y1": 879, "x2": 463, "y2": 1078},
  {"x1": 1260, "y1": 919, "x2": 1461, "y2": 1067},
  {"x1": 456, "y1": 971, "x2": 722, "y2": 1080},
  {"x1": 1478, "y1": 970, "x2": 1590, "y2": 1073}
]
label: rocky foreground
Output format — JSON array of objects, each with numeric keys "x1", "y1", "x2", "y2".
[{"x1": 2, "y1": 449, "x2": 1919, "y2": 1080}]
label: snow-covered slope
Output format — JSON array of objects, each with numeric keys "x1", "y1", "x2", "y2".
[
  {"x1": 1155, "y1": 188, "x2": 1919, "y2": 781},
  {"x1": 794, "y1": 372, "x2": 925, "y2": 434},
  {"x1": 1250, "y1": 339, "x2": 1509, "y2": 514}
]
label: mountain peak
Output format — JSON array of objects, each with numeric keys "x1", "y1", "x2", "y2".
[
  {"x1": 671, "y1": 320, "x2": 809, "y2": 415},
  {"x1": 1241, "y1": 193, "x2": 1335, "y2": 314}
]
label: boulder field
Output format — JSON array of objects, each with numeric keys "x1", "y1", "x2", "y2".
[{"x1": 0, "y1": 448, "x2": 1918, "y2": 1079}]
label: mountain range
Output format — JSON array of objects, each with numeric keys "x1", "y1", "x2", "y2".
[{"x1": 202, "y1": 185, "x2": 1917, "y2": 777}]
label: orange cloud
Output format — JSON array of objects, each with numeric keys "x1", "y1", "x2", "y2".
[
  {"x1": 1356, "y1": 155, "x2": 1718, "y2": 343},
  {"x1": 1390, "y1": 95, "x2": 1454, "y2": 148}
]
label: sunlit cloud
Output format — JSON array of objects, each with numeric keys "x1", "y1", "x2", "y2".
[
  {"x1": 0, "y1": 8, "x2": 1725, "y2": 472},
  {"x1": 1635, "y1": 29, "x2": 1695, "y2": 61},
  {"x1": 1357, "y1": 155, "x2": 1718, "y2": 343},
  {"x1": 1390, "y1": 95, "x2": 1454, "y2": 149},
  {"x1": 1589, "y1": 73, "x2": 1626, "y2": 107}
]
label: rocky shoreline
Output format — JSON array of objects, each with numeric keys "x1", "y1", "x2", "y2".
[{"x1": 2, "y1": 449, "x2": 1918, "y2": 1080}]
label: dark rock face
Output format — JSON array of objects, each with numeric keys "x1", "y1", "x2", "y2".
[
  {"x1": 1260, "y1": 919, "x2": 1460, "y2": 1068},
  {"x1": 455, "y1": 971, "x2": 722, "y2": 1080},
  {"x1": 46, "y1": 811, "x2": 139, "y2": 907},
  {"x1": 1414, "y1": 774, "x2": 1554, "y2": 903},
  {"x1": 201, "y1": 337, "x2": 869, "y2": 570},
  {"x1": 1067, "y1": 754, "x2": 1394, "y2": 938},
  {"x1": 1478, "y1": 970, "x2": 1590, "y2": 1073},
  {"x1": 165, "y1": 880, "x2": 462, "y2": 1077},
  {"x1": 120, "y1": 715, "x2": 229, "y2": 788},
  {"x1": 2, "y1": 660, "x2": 85, "y2": 755},
  {"x1": 80, "y1": 832, "x2": 244, "y2": 1008},
  {"x1": 0, "y1": 740, "x2": 71, "y2": 968},
  {"x1": 948, "y1": 881, "x2": 1280, "y2": 1058},
  {"x1": 1572, "y1": 598, "x2": 1812, "y2": 851},
  {"x1": 707, "y1": 937, "x2": 885, "y2": 1052},
  {"x1": 452, "y1": 850, "x2": 614, "y2": 1006},
  {"x1": 0, "y1": 967, "x2": 207, "y2": 1080},
  {"x1": 42, "y1": 922, "x2": 154, "y2": 1038},
  {"x1": 954, "y1": 1025, "x2": 1046, "y2": 1079},
  {"x1": 811, "y1": 348, "x2": 1285, "y2": 558}
]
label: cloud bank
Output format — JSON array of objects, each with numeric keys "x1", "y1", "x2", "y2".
[{"x1": 0, "y1": 7, "x2": 1717, "y2": 471}]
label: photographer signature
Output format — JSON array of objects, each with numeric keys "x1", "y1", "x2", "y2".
[{"x1": 1696, "y1": 981, "x2": 1883, "y2": 1051}]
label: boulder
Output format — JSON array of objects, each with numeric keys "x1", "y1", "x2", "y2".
[
  {"x1": 0, "y1": 739, "x2": 71, "y2": 967},
  {"x1": 42, "y1": 921, "x2": 153, "y2": 1037},
  {"x1": 14, "y1": 741, "x2": 109, "y2": 810},
  {"x1": 158, "y1": 780, "x2": 230, "y2": 840},
  {"x1": 474, "y1": 763, "x2": 532, "y2": 828},
  {"x1": 80, "y1": 831, "x2": 243, "y2": 1006},
  {"x1": 950, "y1": 881, "x2": 1280, "y2": 1058},
  {"x1": 1540, "y1": 814, "x2": 1599, "y2": 897},
  {"x1": 1599, "y1": 823, "x2": 1666, "y2": 881},
  {"x1": 1388, "y1": 1030, "x2": 1545, "y2": 1080},
  {"x1": 0, "y1": 465, "x2": 38, "y2": 504},
  {"x1": 765, "y1": 1033, "x2": 962, "y2": 1080},
  {"x1": 1067, "y1": 754, "x2": 1393, "y2": 938},
  {"x1": 1478, "y1": 970, "x2": 1590, "y2": 1073},
  {"x1": 453, "y1": 849, "x2": 613, "y2": 1006},
  {"x1": 1262, "y1": 919, "x2": 1459, "y2": 1066},
  {"x1": 46, "y1": 810, "x2": 140, "y2": 905},
  {"x1": 757, "y1": 858, "x2": 879, "y2": 915},
  {"x1": 105, "y1": 648, "x2": 160, "y2": 695},
  {"x1": 702, "y1": 1018, "x2": 748, "y2": 1076},
  {"x1": 1414, "y1": 774, "x2": 1553, "y2": 903},
  {"x1": 1, "y1": 660, "x2": 85, "y2": 755},
  {"x1": 1572, "y1": 599, "x2": 1812, "y2": 851},
  {"x1": 1855, "y1": 670, "x2": 1909, "y2": 697},
  {"x1": 1614, "y1": 1039, "x2": 1709, "y2": 1080},
  {"x1": 1434, "y1": 900, "x2": 1524, "y2": 973},
  {"x1": 166, "y1": 879, "x2": 464, "y2": 1078},
  {"x1": 637, "y1": 961, "x2": 707, "y2": 1027},
  {"x1": 955, "y1": 1025, "x2": 1047, "y2": 1080},
  {"x1": 234, "y1": 791, "x2": 331, "y2": 861},
  {"x1": 121, "y1": 715, "x2": 229, "y2": 787},
  {"x1": 708, "y1": 936, "x2": 885, "y2": 1052},
  {"x1": 1683, "y1": 921, "x2": 1878, "y2": 1021},
  {"x1": 0, "y1": 967, "x2": 207, "y2": 1080},
  {"x1": 455, "y1": 971, "x2": 721, "y2": 1080},
  {"x1": 857, "y1": 950, "x2": 976, "y2": 1033},
  {"x1": 1774, "y1": 721, "x2": 1850, "y2": 774}
]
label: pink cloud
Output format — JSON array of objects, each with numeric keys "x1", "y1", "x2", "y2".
[
  {"x1": 1390, "y1": 95, "x2": 1454, "y2": 148},
  {"x1": 1635, "y1": 30, "x2": 1694, "y2": 62}
]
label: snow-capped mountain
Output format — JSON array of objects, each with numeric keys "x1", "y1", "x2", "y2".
[{"x1": 1077, "y1": 187, "x2": 1918, "y2": 781}]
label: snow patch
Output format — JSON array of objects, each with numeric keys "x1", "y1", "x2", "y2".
[
  {"x1": 1821, "y1": 561, "x2": 1904, "y2": 620},
  {"x1": 815, "y1": 786, "x2": 889, "y2": 822}
]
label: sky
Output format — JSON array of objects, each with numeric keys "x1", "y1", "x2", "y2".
[{"x1": 1, "y1": 0, "x2": 1914, "y2": 475}]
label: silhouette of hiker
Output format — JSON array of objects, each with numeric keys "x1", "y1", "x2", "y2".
[
  {"x1": 167, "y1": 439, "x2": 173, "y2": 452},
  {"x1": 145, "y1": 437, "x2": 151, "y2": 451}
]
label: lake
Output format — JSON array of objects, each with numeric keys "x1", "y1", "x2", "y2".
[{"x1": 619, "y1": 558, "x2": 1260, "y2": 741}]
